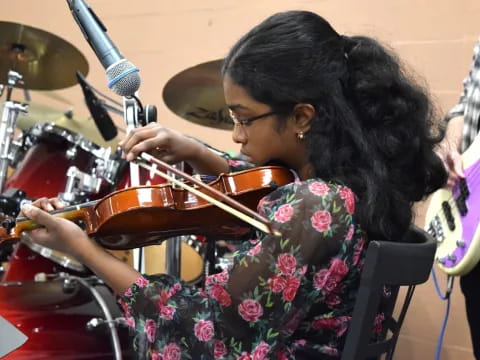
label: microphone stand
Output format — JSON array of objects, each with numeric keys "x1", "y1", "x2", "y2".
[
  {"x1": 123, "y1": 96, "x2": 143, "y2": 272},
  {"x1": 123, "y1": 95, "x2": 181, "y2": 278}
]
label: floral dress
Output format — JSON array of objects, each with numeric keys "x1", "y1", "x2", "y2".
[{"x1": 119, "y1": 159, "x2": 372, "y2": 360}]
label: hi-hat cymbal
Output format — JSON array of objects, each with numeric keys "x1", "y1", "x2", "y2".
[
  {"x1": 162, "y1": 59, "x2": 233, "y2": 130},
  {"x1": 0, "y1": 21, "x2": 89, "y2": 90}
]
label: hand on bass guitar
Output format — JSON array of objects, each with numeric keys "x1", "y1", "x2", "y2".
[{"x1": 427, "y1": 131, "x2": 480, "y2": 275}]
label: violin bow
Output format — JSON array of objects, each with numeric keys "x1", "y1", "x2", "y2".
[{"x1": 135, "y1": 153, "x2": 281, "y2": 236}]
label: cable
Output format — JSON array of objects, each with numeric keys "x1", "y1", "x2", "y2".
[{"x1": 431, "y1": 267, "x2": 454, "y2": 360}]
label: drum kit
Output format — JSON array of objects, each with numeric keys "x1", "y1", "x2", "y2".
[{"x1": 0, "y1": 21, "x2": 232, "y2": 359}]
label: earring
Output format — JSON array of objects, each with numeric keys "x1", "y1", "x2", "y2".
[{"x1": 297, "y1": 132, "x2": 305, "y2": 140}]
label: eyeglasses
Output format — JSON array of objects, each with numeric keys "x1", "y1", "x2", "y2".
[{"x1": 228, "y1": 109, "x2": 276, "y2": 126}]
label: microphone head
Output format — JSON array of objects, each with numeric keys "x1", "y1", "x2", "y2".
[{"x1": 106, "y1": 59, "x2": 141, "y2": 97}]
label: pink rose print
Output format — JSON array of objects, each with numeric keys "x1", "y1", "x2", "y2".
[
  {"x1": 257, "y1": 197, "x2": 268, "y2": 212},
  {"x1": 238, "y1": 299, "x2": 264, "y2": 323},
  {"x1": 118, "y1": 298, "x2": 129, "y2": 315},
  {"x1": 151, "y1": 351, "x2": 161, "y2": 360},
  {"x1": 309, "y1": 181, "x2": 330, "y2": 196},
  {"x1": 124, "y1": 287, "x2": 133, "y2": 297},
  {"x1": 345, "y1": 194, "x2": 355, "y2": 214},
  {"x1": 159, "y1": 304, "x2": 176, "y2": 320},
  {"x1": 312, "y1": 317, "x2": 338, "y2": 330},
  {"x1": 209, "y1": 284, "x2": 232, "y2": 307},
  {"x1": 125, "y1": 316, "x2": 135, "y2": 328},
  {"x1": 252, "y1": 341, "x2": 270, "y2": 360},
  {"x1": 282, "y1": 276, "x2": 301, "y2": 302},
  {"x1": 299, "y1": 265, "x2": 308, "y2": 276},
  {"x1": 329, "y1": 258, "x2": 349, "y2": 281},
  {"x1": 215, "y1": 269, "x2": 230, "y2": 285},
  {"x1": 213, "y1": 339, "x2": 228, "y2": 359},
  {"x1": 324, "y1": 276, "x2": 339, "y2": 293},
  {"x1": 311, "y1": 210, "x2": 332, "y2": 232},
  {"x1": 294, "y1": 339, "x2": 306, "y2": 346},
  {"x1": 373, "y1": 313, "x2": 385, "y2": 333},
  {"x1": 247, "y1": 242, "x2": 262, "y2": 256},
  {"x1": 335, "y1": 316, "x2": 351, "y2": 337},
  {"x1": 135, "y1": 276, "x2": 149, "y2": 288},
  {"x1": 276, "y1": 350, "x2": 289, "y2": 360},
  {"x1": 194, "y1": 319, "x2": 214, "y2": 342},
  {"x1": 313, "y1": 269, "x2": 329, "y2": 290},
  {"x1": 325, "y1": 293, "x2": 341, "y2": 308},
  {"x1": 198, "y1": 288, "x2": 208, "y2": 298},
  {"x1": 144, "y1": 319, "x2": 156, "y2": 343},
  {"x1": 274, "y1": 204, "x2": 294, "y2": 223},
  {"x1": 345, "y1": 224, "x2": 354, "y2": 241},
  {"x1": 167, "y1": 283, "x2": 182, "y2": 298},
  {"x1": 276, "y1": 253, "x2": 297, "y2": 275},
  {"x1": 339, "y1": 186, "x2": 355, "y2": 214},
  {"x1": 163, "y1": 342, "x2": 181, "y2": 360},
  {"x1": 353, "y1": 239, "x2": 365, "y2": 266},
  {"x1": 237, "y1": 352, "x2": 252, "y2": 360},
  {"x1": 268, "y1": 275, "x2": 287, "y2": 293}
]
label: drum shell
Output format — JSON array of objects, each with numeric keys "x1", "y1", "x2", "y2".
[
  {"x1": 0, "y1": 279, "x2": 134, "y2": 359},
  {"x1": 5, "y1": 123, "x2": 115, "y2": 199},
  {"x1": 1, "y1": 242, "x2": 87, "y2": 282}
]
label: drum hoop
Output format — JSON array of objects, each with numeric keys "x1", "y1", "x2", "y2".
[
  {"x1": 27, "y1": 122, "x2": 108, "y2": 159},
  {"x1": 20, "y1": 233, "x2": 86, "y2": 273}
]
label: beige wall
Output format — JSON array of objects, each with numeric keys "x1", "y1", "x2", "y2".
[{"x1": 2, "y1": 0, "x2": 480, "y2": 359}]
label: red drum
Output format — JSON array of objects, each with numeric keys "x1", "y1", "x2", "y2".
[
  {"x1": 5, "y1": 122, "x2": 120, "y2": 199},
  {"x1": 3, "y1": 123, "x2": 125, "y2": 276},
  {"x1": 0, "y1": 277, "x2": 134, "y2": 359},
  {"x1": 1, "y1": 236, "x2": 87, "y2": 282}
]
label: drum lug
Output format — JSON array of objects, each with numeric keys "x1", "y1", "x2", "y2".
[
  {"x1": 62, "y1": 274, "x2": 79, "y2": 293},
  {"x1": 86, "y1": 317, "x2": 127, "y2": 331},
  {"x1": 66, "y1": 145, "x2": 78, "y2": 160}
]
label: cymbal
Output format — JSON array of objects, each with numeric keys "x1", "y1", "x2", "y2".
[
  {"x1": 0, "y1": 21, "x2": 89, "y2": 90},
  {"x1": 8, "y1": 102, "x2": 118, "y2": 148},
  {"x1": 162, "y1": 59, "x2": 233, "y2": 130}
]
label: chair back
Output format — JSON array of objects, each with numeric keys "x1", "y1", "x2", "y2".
[{"x1": 341, "y1": 226, "x2": 436, "y2": 360}]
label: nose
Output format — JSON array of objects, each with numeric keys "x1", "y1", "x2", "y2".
[{"x1": 231, "y1": 124, "x2": 247, "y2": 144}]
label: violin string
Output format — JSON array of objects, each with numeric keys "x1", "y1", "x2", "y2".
[
  {"x1": 15, "y1": 200, "x2": 98, "y2": 223},
  {"x1": 138, "y1": 153, "x2": 275, "y2": 229},
  {"x1": 135, "y1": 159, "x2": 280, "y2": 236}
]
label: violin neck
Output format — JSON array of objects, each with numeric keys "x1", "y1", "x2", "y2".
[{"x1": 3, "y1": 200, "x2": 98, "y2": 239}]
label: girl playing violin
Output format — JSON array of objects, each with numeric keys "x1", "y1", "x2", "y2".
[{"x1": 21, "y1": 11, "x2": 446, "y2": 359}]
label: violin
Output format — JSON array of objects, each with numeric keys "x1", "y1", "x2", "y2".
[{"x1": 0, "y1": 166, "x2": 294, "y2": 250}]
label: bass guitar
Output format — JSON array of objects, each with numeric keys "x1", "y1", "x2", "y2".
[{"x1": 425, "y1": 133, "x2": 480, "y2": 275}]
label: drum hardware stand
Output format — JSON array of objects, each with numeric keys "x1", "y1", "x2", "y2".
[
  {"x1": 123, "y1": 96, "x2": 144, "y2": 272},
  {"x1": 0, "y1": 71, "x2": 28, "y2": 193},
  {"x1": 59, "y1": 147, "x2": 121, "y2": 205},
  {"x1": 34, "y1": 272, "x2": 123, "y2": 360},
  {"x1": 123, "y1": 95, "x2": 159, "y2": 273}
]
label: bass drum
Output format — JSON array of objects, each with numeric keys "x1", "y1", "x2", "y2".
[{"x1": 0, "y1": 277, "x2": 135, "y2": 359}]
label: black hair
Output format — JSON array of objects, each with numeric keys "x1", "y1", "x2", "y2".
[{"x1": 222, "y1": 10, "x2": 447, "y2": 241}]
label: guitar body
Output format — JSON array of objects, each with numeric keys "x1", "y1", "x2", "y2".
[{"x1": 425, "y1": 133, "x2": 480, "y2": 276}]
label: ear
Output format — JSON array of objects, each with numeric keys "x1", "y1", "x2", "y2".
[{"x1": 291, "y1": 103, "x2": 315, "y2": 134}]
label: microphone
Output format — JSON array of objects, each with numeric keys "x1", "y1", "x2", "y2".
[
  {"x1": 76, "y1": 71, "x2": 118, "y2": 141},
  {"x1": 67, "y1": 0, "x2": 141, "y2": 97}
]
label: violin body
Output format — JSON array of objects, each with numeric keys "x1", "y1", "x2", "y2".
[{"x1": 0, "y1": 166, "x2": 294, "y2": 250}]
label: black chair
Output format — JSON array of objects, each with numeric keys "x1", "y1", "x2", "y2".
[{"x1": 341, "y1": 226, "x2": 436, "y2": 360}]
